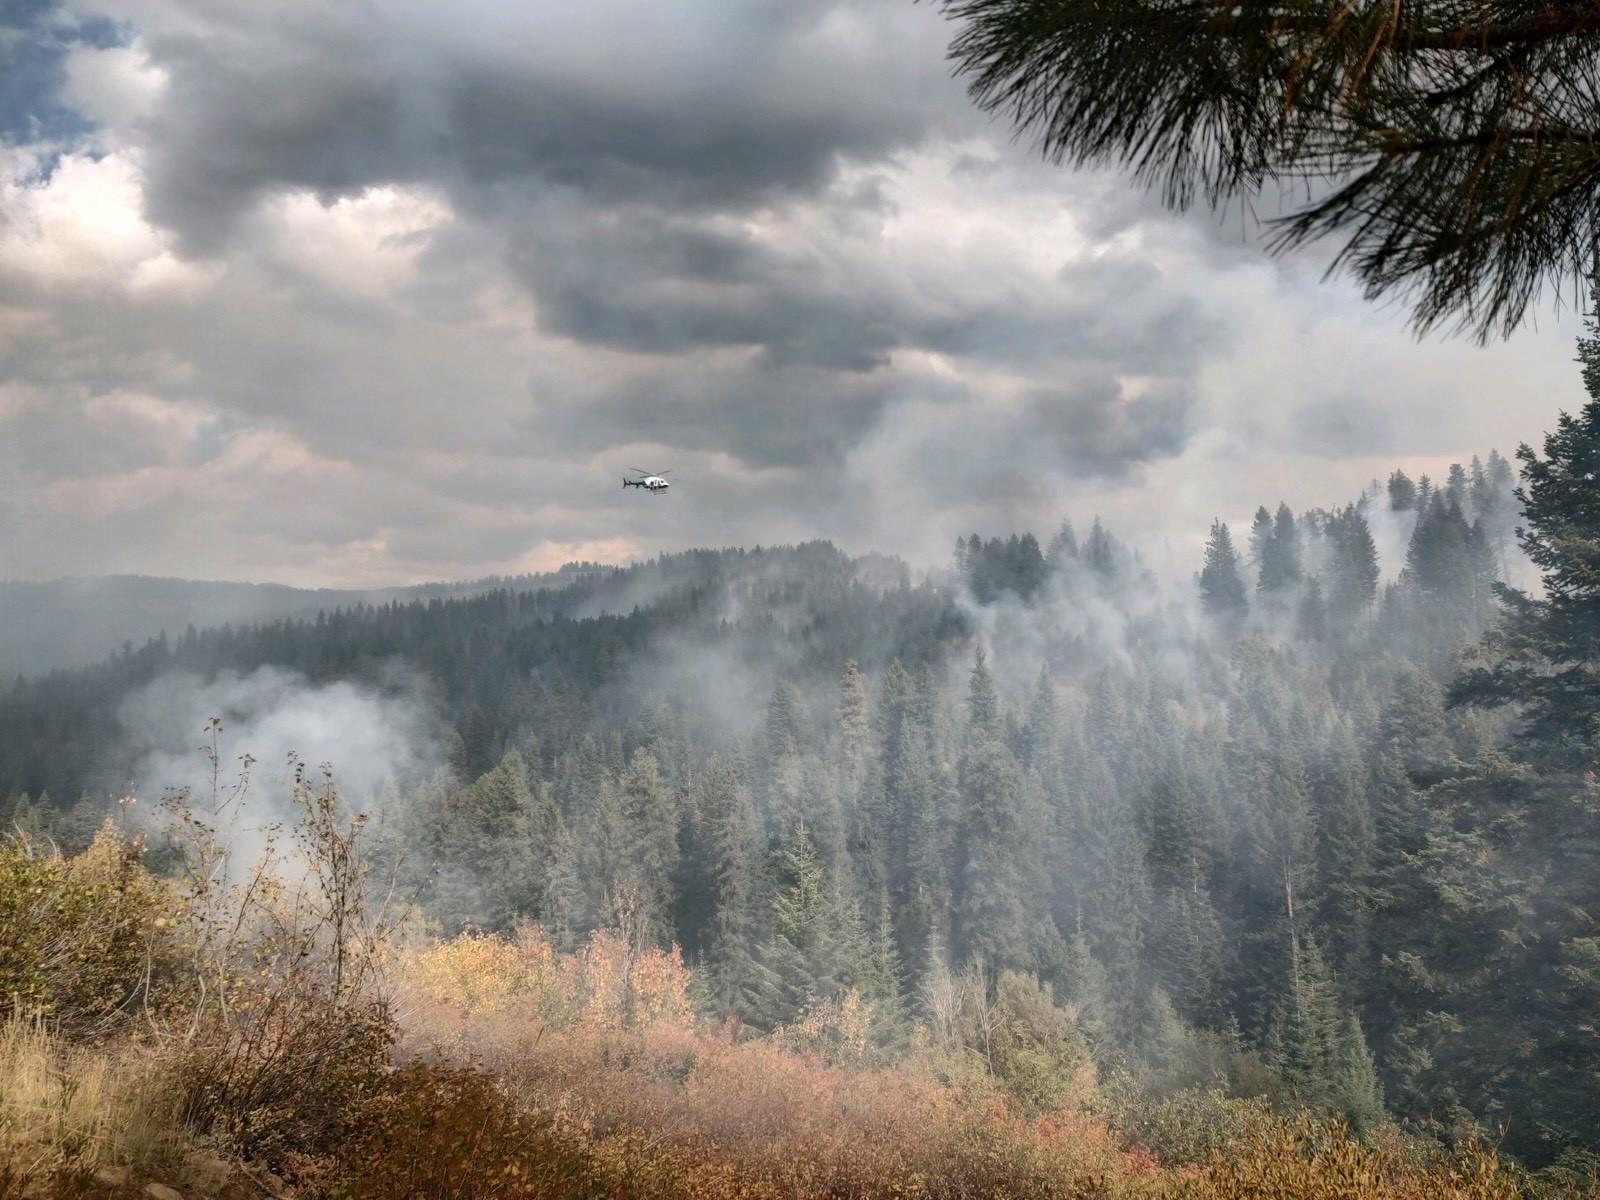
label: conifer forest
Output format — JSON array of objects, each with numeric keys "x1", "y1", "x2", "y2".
[
  {"x1": 8, "y1": 328, "x2": 1600, "y2": 1186},
  {"x1": 7, "y1": 0, "x2": 1600, "y2": 1195}
]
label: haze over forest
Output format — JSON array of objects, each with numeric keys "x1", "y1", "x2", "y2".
[{"x1": 6, "y1": 1, "x2": 1600, "y2": 1196}]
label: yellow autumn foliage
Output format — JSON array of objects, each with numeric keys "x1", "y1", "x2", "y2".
[{"x1": 398, "y1": 921, "x2": 692, "y2": 1032}]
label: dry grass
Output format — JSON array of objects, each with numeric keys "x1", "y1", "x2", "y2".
[{"x1": 0, "y1": 1013, "x2": 192, "y2": 1193}]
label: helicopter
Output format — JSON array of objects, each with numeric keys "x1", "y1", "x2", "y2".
[{"x1": 623, "y1": 467, "x2": 671, "y2": 493}]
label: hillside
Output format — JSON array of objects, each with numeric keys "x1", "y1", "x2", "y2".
[
  {"x1": 12, "y1": 445, "x2": 1597, "y2": 1174},
  {"x1": 0, "y1": 566, "x2": 619, "y2": 680}
]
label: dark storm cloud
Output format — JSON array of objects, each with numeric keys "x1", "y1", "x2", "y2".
[
  {"x1": 534, "y1": 360, "x2": 945, "y2": 468},
  {"x1": 506, "y1": 206, "x2": 909, "y2": 371},
  {"x1": 1023, "y1": 379, "x2": 1197, "y2": 475},
  {"x1": 867, "y1": 374, "x2": 1199, "y2": 507},
  {"x1": 505, "y1": 194, "x2": 1220, "y2": 377},
  {"x1": 127, "y1": 0, "x2": 968, "y2": 253}
]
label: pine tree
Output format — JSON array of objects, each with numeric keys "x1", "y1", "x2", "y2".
[
  {"x1": 1064, "y1": 751, "x2": 1152, "y2": 1041},
  {"x1": 1249, "y1": 506, "x2": 1275, "y2": 586},
  {"x1": 836, "y1": 659, "x2": 872, "y2": 793},
  {"x1": 543, "y1": 817, "x2": 587, "y2": 951},
  {"x1": 742, "y1": 826, "x2": 862, "y2": 1029},
  {"x1": 1261, "y1": 503, "x2": 1302, "y2": 594},
  {"x1": 1266, "y1": 936, "x2": 1347, "y2": 1113},
  {"x1": 1387, "y1": 469, "x2": 1418, "y2": 511},
  {"x1": 1046, "y1": 519, "x2": 1079, "y2": 568},
  {"x1": 766, "y1": 682, "x2": 805, "y2": 765},
  {"x1": 1402, "y1": 492, "x2": 1480, "y2": 603},
  {"x1": 1468, "y1": 454, "x2": 1492, "y2": 519},
  {"x1": 1335, "y1": 1012, "x2": 1386, "y2": 1134},
  {"x1": 1013, "y1": 532, "x2": 1049, "y2": 598},
  {"x1": 698, "y1": 757, "x2": 758, "y2": 1011},
  {"x1": 952, "y1": 726, "x2": 1032, "y2": 973},
  {"x1": 1199, "y1": 519, "x2": 1248, "y2": 623},
  {"x1": 1310, "y1": 723, "x2": 1375, "y2": 985},
  {"x1": 964, "y1": 649, "x2": 1001, "y2": 744},
  {"x1": 937, "y1": 0, "x2": 1600, "y2": 340},
  {"x1": 1453, "y1": 308, "x2": 1600, "y2": 761},
  {"x1": 1020, "y1": 665, "x2": 1060, "y2": 774},
  {"x1": 1296, "y1": 576, "x2": 1329, "y2": 643},
  {"x1": 618, "y1": 749, "x2": 680, "y2": 944},
  {"x1": 1327, "y1": 506, "x2": 1380, "y2": 620},
  {"x1": 1084, "y1": 518, "x2": 1117, "y2": 579}
]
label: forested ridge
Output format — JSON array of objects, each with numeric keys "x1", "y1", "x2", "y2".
[
  {"x1": 0, "y1": 565, "x2": 616, "y2": 679},
  {"x1": 5, "y1": 373, "x2": 1599, "y2": 1168}
]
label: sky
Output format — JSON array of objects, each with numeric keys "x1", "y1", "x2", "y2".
[{"x1": 0, "y1": 0, "x2": 1590, "y2": 589}]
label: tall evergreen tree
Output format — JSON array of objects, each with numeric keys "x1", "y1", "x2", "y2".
[
  {"x1": 1084, "y1": 518, "x2": 1117, "y2": 578},
  {"x1": 1327, "y1": 506, "x2": 1380, "y2": 620},
  {"x1": 618, "y1": 749, "x2": 680, "y2": 944},
  {"x1": 836, "y1": 659, "x2": 873, "y2": 794},
  {"x1": 1260, "y1": 503, "x2": 1303, "y2": 594},
  {"x1": 952, "y1": 668, "x2": 1032, "y2": 973},
  {"x1": 1249, "y1": 506, "x2": 1275, "y2": 586},
  {"x1": 1387, "y1": 470, "x2": 1418, "y2": 511},
  {"x1": 1296, "y1": 576, "x2": 1329, "y2": 644},
  {"x1": 1453, "y1": 313, "x2": 1600, "y2": 760},
  {"x1": 1046, "y1": 519, "x2": 1079, "y2": 568},
  {"x1": 1199, "y1": 519, "x2": 1248, "y2": 622},
  {"x1": 964, "y1": 649, "x2": 1001, "y2": 744}
]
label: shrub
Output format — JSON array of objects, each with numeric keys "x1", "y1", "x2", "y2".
[
  {"x1": 771, "y1": 987, "x2": 874, "y2": 1065},
  {"x1": 328, "y1": 1062, "x2": 602, "y2": 1200},
  {"x1": 171, "y1": 995, "x2": 394, "y2": 1168},
  {"x1": 150, "y1": 761, "x2": 401, "y2": 1172},
  {"x1": 1166, "y1": 1114, "x2": 1525, "y2": 1200},
  {"x1": 0, "y1": 824, "x2": 178, "y2": 1038},
  {"x1": 1104, "y1": 1081, "x2": 1278, "y2": 1167}
]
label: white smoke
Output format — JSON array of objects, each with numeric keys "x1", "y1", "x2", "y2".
[{"x1": 115, "y1": 664, "x2": 441, "y2": 822}]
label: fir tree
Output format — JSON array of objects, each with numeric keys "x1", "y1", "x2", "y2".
[
  {"x1": 1327, "y1": 506, "x2": 1380, "y2": 620},
  {"x1": 1046, "y1": 519, "x2": 1079, "y2": 568},
  {"x1": 698, "y1": 758, "x2": 758, "y2": 1011},
  {"x1": 1387, "y1": 469, "x2": 1418, "y2": 511},
  {"x1": 1249, "y1": 506, "x2": 1275, "y2": 586},
  {"x1": 543, "y1": 818, "x2": 586, "y2": 951},
  {"x1": 1084, "y1": 518, "x2": 1117, "y2": 579},
  {"x1": 953, "y1": 729, "x2": 1032, "y2": 973},
  {"x1": 619, "y1": 749, "x2": 680, "y2": 944},
  {"x1": 1453, "y1": 307, "x2": 1600, "y2": 761},
  {"x1": 1260, "y1": 503, "x2": 1302, "y2": 594},
  {"x1": 1199, "y1": 519, "x2": 1248, "y2": 623},
  {"x1": 964, "y1": 649, "x2": 1002, "y2": 744},
  {"x1": 836, "y1": 659, "x2": 873, "y2": 794},
  {"x1": 766, "y1": 682, "x2": 805, "y2": 765},
  {"x1": 1296, "y1": 576, "x2": 1329, "y2": 643}
]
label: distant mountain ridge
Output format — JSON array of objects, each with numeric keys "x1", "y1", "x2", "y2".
[{"x1": 0, "y1": 566, "x2": 616, "y2": 680}]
